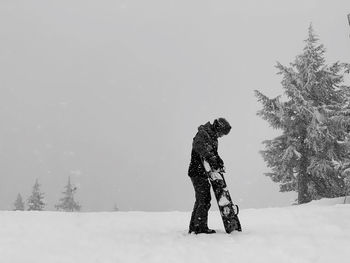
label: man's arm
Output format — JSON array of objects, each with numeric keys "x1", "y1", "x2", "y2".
[{"x1": 192, "y1": 131, "x2": 224, "y2": 170}]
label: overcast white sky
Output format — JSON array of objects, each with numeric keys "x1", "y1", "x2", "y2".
[{"x1": 0, "y1": 0, "x2": 349, "y2": 211}]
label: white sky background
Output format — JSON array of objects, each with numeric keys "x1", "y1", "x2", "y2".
[{"x1": 0, "y1": 0, "x2": 349, "y2": 211}]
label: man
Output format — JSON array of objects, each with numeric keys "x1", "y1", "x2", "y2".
[{"x1": 188, "y1": 118, "x2": 232, "y2": 234}]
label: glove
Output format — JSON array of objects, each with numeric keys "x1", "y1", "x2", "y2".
[
  {"x1": 217, "y1": 157, "x2": 224, "y2": 170},
  {"x1": 208, "y1": 157, "x2": 225, "y2": 172},
  {"x1": 218, "y1": 166, "x2": 226, "y2": 173},
  {"x1": 207, "y1": 156, "x2": 225, "y2": 171}
]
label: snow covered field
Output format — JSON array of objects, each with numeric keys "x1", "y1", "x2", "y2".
[{"x1": 1, "y1": 198, "x2": 350, "y2": 263}]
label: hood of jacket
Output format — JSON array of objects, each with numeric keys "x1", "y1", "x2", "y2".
[{"x1": 197, "y1": 122, "x2": 216, "y2": 139}]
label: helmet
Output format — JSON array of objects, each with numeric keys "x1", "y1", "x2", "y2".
[{"x1": 213, "y1": 118, "x2": 231, "y2": 136}]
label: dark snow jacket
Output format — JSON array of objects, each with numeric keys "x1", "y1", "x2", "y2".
[{"x1": 188, "y1": 122, "x2": 224, "y2": 177}]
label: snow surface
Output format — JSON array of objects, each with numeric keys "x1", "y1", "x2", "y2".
[{"x1": 1, "y1": 198, "x2": 350, "y2": 263}]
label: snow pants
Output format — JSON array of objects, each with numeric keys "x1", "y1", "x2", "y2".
[{"x1": 189, "y1": 175, "x2": 211, "y2": 231}]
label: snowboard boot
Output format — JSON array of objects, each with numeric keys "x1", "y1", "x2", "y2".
[
  {"x1": 188, "y1": 222, "x2": 195, "y2": 234},
  {"x1": 193, "y1": 227, "x2": 216, "y2": 234}
]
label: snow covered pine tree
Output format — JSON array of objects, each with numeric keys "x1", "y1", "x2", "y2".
[
  {"x1": 255, "y1": 25, "x2": 350, "y2": 204},
  {"x1": 55, "y1": 177, "x2": 81, "y2": 212},
  {"x1": 14, "y1": 193, "x2": 25, "y2": 211},
  {"x1": 27, "y1": 179, "x2": 45, "y2": 211}
]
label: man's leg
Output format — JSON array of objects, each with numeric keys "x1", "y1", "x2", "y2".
[
  {"x1": 188, "y1": 199, "x2": 198, "y2": 233},
  {"x1": 190, "y1": 176, "x2": 213, "y2": 233}
]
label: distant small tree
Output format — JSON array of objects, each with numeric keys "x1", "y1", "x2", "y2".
[
  {"x1": 14, "y1": 193, "x2": 25, "y2": 211},
  {"x1": 55, "y1": 177, "x2": 81, "y2": 212},
  {"x1": 113, "y1": 203, "x2": 119, "y2": 211},
  {"x1": 27, "y1": 179, "x2": 45, "y2": 211}
]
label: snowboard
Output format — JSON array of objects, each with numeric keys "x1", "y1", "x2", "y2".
[{"x1": 203, "y1": 161, "x2": 242, "y2": 233}]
